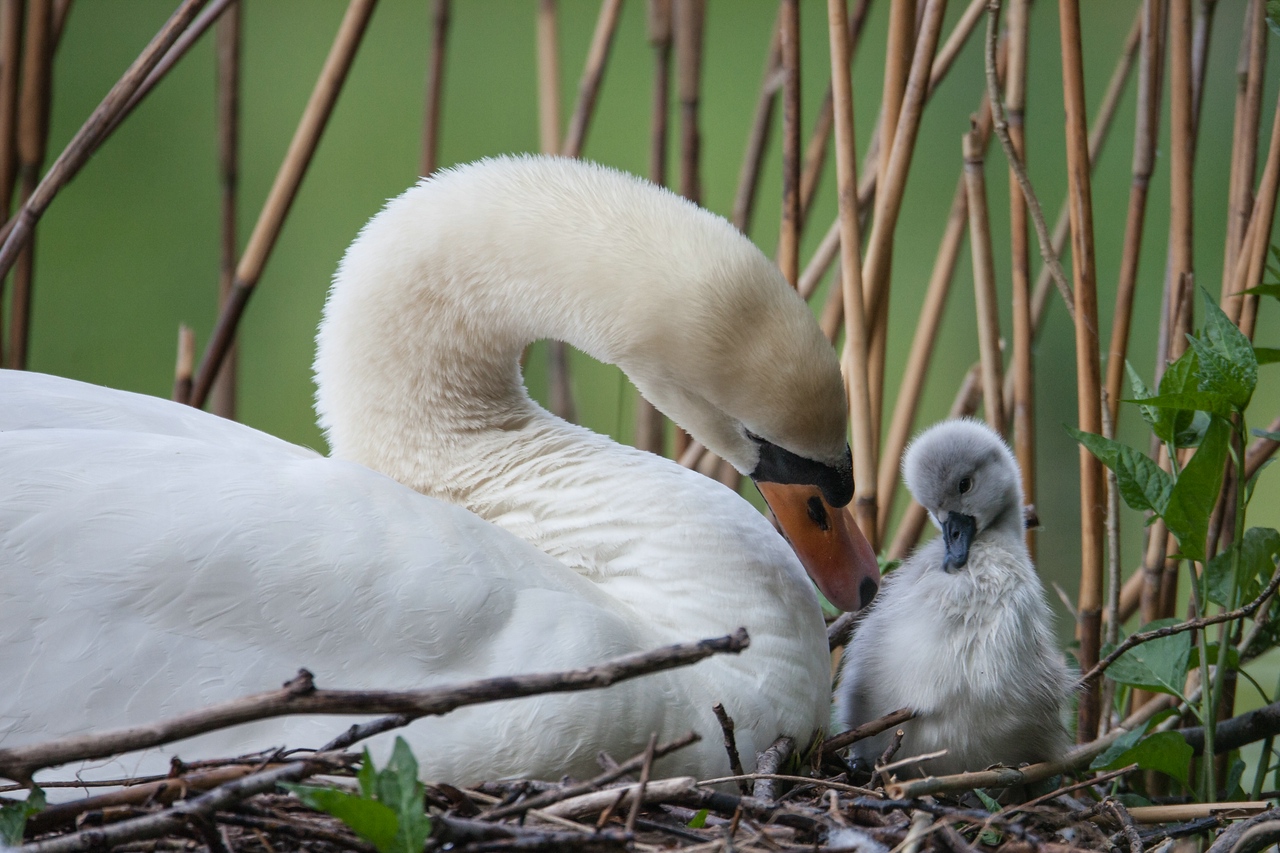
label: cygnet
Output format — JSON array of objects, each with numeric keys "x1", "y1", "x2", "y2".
[{"x1": 834, "y1": 418, "x2": 1070, "y2": 777}]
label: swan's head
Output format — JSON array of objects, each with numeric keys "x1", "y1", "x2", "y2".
[{"x1": 902, "y1": 419, "x2": 1023, "y2": 572}]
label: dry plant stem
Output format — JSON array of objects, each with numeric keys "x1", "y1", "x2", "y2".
[
  {"x1": 712, "y1": 703, "x2": 749, "y2": 795},
  {"x1": 888, "y1": 365, "x2": 982, "y2": 559},
  {"x1": 1229, "y1": 91, "x2": 1280, "y2": 342},
  {"x1": 625, "y1": 733, "x2": 658, "y2": 833},
  {"x1": 777, "y1": 0, "x2": 800, "y2": 288},
  {"x1": 821, "y1": 707, "x2": 915, "y2": 756},
  {"x1": 1221, "y1": 0, "x2": 1266, "y2": 319},
  {"x1": 1169, "y1": 0, "x2": 1194, "y2": 359},
  {"x1": 18, "y1": 755, "x2": 350, "y2": 853},
  {"x1": 1000, "y1": 763, "x2": 1139, "y2": 816},
  {"x1": 1057, "y1": 0, "x2": 1106, "y2": 743},
  {"x1": 675, "y1": 0, "x2": 703, "y2": 206},
  {"x1": 420, "y1": 0, "x2": 449, "y2": 176},
  {"x1": 1079, "y1": 565, "x2": 1280, "y2": 690},
  {"x1": 1104, "y1": 0, "x2": 1165, "y2": 430},
  {"x1": 0, "y1": 0, "x2": 211, "y2": 294},
  {"x1": 0, "y1": 0, "x2": 21, "y2": 235},
  {"x1": 560, "y1": 0, "x2": 622, "y2": 159},
  {"x1": 1101, "y1": 396, "x2": 1121, "y2": 702},
  {"x1": 827, "y1": 0, "x2": 875, "y2": 548},
  {"x1": 211, "y1": 0, "x2": 241, "y2": 420},
  {"x1": 173, "y1": 325, "x2": 195, "y2": 404},
  {"x1": 188, "y1": 0, "x2": 375, "y2": 410},
  {"x1": 537, "y1": 0, "x2": 561, "y2": 155},
  {"x1": 6, "y1": 0, "x2": 50, "y2": 370},
  {"x1": 1108, "y1": 801, "x2": 1144, "y2": 853},
  {"x1": 0, "y1": 630, "x2": 747, "y2": 784},
  {"x1": 962, "y1": 129, "x2": 1005, "y2": 436},
  {"x1": 731, "y1": 7, "x2": 782, "y2": 234},
  {"x1": 751, "y1": 736, "x2": 793, "y2": 801}
]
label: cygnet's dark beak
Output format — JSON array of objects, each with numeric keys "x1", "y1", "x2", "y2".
[{"x1": 942, "y1": 512, "x2": 976, "y2": 572}]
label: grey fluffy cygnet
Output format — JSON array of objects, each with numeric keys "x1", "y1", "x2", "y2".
[{"x1": 834, "y1": 418, "x2": 1070, "y2": 776}]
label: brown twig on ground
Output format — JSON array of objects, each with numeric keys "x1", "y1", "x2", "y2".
[
  {"x1": 1205, "y1": 808, "x2": 1280, "y2": 853},
  {"x1": 1079, "y1": 563, "x2": 1280, "y2": 689},
  {"x1": 0, "y1": 630, "x2": 746, "y2": 783},
  {"x1": 1001, "y1": 764, "x2": 1138, "y2": 816},
  {"x1": 1107, "y1": 800, "x2": 1144, "y2": 853},
  {"x1": 751, "y1": 736, "x2": 794, "y2": 801},
  {"x1": 869, "y1": 728, "x2": 905, "y2": 790},
  {"x1": 188, "y1": 0, "x2": 376, "y2": 410},
  {"x1": 623, "y1": 733, "x2": 657, "y2": 833},
  {"x1": 420, "y1": 0, "x2": 450, "y2": 177},
  {"x1": 711, "y1": 703, "x2": 749, "y2": 795},
  {"x1": 822, "y1": 707, "x2": 915, "y2": 756}
]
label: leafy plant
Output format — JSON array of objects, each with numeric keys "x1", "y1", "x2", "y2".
[
  {"x1": 282, "y1": 738, "x2": 432, "y2": 853},
  {"x1": 1071, "y1": 287, "x2": 1280, "y2": 801},
  {"x1": 0, "y1": 787, "x2": 44, "y2": 847}
]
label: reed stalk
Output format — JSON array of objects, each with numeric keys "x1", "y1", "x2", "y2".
[
  {"x1": 537, "y1": 0, "x2": 561, "y2": 156},
  {"x1": 420, "y1": 0, "x2": 450, "y2": 177},
  {"x1": 778, "y1": 0, "x2": 800, "y2": 289},
  {"x1": 0, "y1": 0, "x2": 20, "y2": 361},
  {"x1": 962, "y1": 129, "x2": 1004, "y2": 437},
  {"x1": 6, "y1": 0, "x2": 51, "y2": 370},
  {"x1": 1059, "y1": 0, "x2": 1106, "y2": 743},
  {"x1": 1004, "y1": 0, "x2": 1032, "y2": 555},
  {"x1": 1220, "y1": 0, "x2": 1265, "y2": 320},
  {"x1": 173, "y1": 325, "x2": 195, "y2": 404},
  {"x1": 827, "y1": 0, "x2": 875, "y2": 548},
  {"x1": 210, "y1": 0, "x2": 241, "y2": 421},
  {"x1": 675, "y1": 0, "x2": 704, "y2": 207},
  {"x1": 1104, "y1": 0, "x2": 1165, "y2": 431},
  {"x1": 731, "y1": 8, "x2": 782, "y2": 234},
  {"x1": 1231, "y1": 92, "x2": 1280, "y2": 343},
  {"x1": 560, "y1": 0, "x2": 622, "y2": 159},
  {"x1": 635, "y1": 0, "x2": 672, "y2": 457},
  {"x1": 189, "y1": 0, "x2": 376, "y2": 409}
]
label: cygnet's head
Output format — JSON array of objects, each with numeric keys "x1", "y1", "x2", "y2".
[{"x1": 901, "y1": 419, "x2": 1023, "y2": 572}]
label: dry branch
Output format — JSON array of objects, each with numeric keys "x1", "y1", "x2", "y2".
[
  {"x1": 821, "y1": 707, "x2": 914, "y2": 755},
  {"x1": 0, "y1": 629, "x2": 748, "y2": 783}
]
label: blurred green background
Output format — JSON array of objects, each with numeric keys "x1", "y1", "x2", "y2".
[{"x1": 19, "y1": 1, "x2": 1280, "y2": 648}]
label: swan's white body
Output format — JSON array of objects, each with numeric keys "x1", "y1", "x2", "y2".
[
  {"x1": 834, "y1": 420, "x2": 1068, "y2": 776},
  {"x1": 1, "y1": 156, "x2": 873, "y2": 787}
]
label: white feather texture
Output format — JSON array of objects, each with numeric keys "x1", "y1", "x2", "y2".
[
  {"x1": 1, "y1": 155, "x2": 852, "y2": 788},
  {"x1": 834, "y1": 419, "x2": 1069, "y2": 776}
]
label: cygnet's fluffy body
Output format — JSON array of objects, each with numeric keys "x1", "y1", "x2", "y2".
[{"x1": 835, "y1": 419, "x2": 1069, "y2": 776}]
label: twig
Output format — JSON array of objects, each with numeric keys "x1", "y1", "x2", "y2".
[
  {"x1": 869, "y1": 728, "x2": 905, "y2": 790},
  {"x1": 1001, "y1": 763, "x2": 1139, "y2": 816},
  {"x1": 420, "y1": 0, "x2": 449, "y2": 176},
  {"x1": 624, "y1": 733, "x2": 657, "y2": 833},
  {"x1": 1206, "y1": 809, "x2": 1280, "y2": 853},
  {"x1": 188, "y1": 0, "x2": 377, "y2": 410},
  {"x1": 822, "y1": 707, "x2": 915, "y2": 756},
  {"x1": 0, "y1": 631, "x2": 746, "y2": 783},
  {"x1": 751, "y1": 736, "x2": 793, "y2": 801},
  {"x1": 696, "y1": 774, "x2": 877, "y2": 796},
  {"x1": 560, "y1": 0, "x2": 622, "y2": 159},
  {"x1": 543, "y1": 777, "x2": 696, "y2": 821},
  {"x1": 711, "y1": 703, "x2": 749, "y2": 795},
  {"x1": 1078, "y1": 565, "x2": 1280, "y2": 689},
  {"x1": 827, "y1": 608, "x2": 863, "y2": 651},
  {"x1": 1107, "y1": 800, "x2": 1144, "y2": 853}
]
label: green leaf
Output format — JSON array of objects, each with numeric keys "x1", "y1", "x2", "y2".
[
  {"x1": 282, "y1": 784, "x2": 401, "y2": 853},
  {"x1": 1188, "y1": 642, "x2": 1241, "y2": 672},
  {"x1": 1068, "y1": 427, "x2": 1173, "y2": 515},
  {"x1": 1105, "y1": 619, "x2": 1191, "y2": 697},
  {"x1": 0, "y1": 787, "x2": 44, "y2": 846},
  {"x1": 1246, "y1": 460, "x2": 1275, "y2": 507},
  {"x1": 1090, "y1": 723, "x2": 1148, "y2": 770},
  {"x1": 1187, "y1": 288, "x2": 1257, "y2": 409},
  {"x1": 974, "y1": 789, "x2": 1000, "y2": 812},
  {"x1": 1242, "y1": 282, "x2": 1280, "y2": 300},
  {"x1": 687, "y1": 809, "x2": 710, "y2": 829},
  {"x1": 1127, "y1": 362, "x2": 1160, "y2": 433},
  {"x1": 1165, "y1": 416, "x2": 1230, "y2": 562},
  {"x1": 1253, "y1": 429, "x2": 1280, "y2": 442},
  {"x1": 1268, "y1": 0, "x2": 1280, "y2": 36},
  {"x1": 1226, "y1": 758, "x2": 1248, "y2": 801},
  {"x1": 1255, "y1": 348, "x2": 1280, "y2": 366},
  {"x1": 1130, "y1": 391, "x2": 1232, "y2": 420},
  {"x1": 1095, "y1": 732, "x2": 1193, "y2": 786}
]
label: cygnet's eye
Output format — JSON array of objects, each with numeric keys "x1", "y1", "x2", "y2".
[{"x1": 958, "y1": 476, "x2": 973, "y2": 494}]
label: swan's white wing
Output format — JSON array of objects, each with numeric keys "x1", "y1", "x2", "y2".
[{"x1": 0, "y1": 379, "x2": 686, "y2": 785}]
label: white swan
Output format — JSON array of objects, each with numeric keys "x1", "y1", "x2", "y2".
[
  {"x1": 0, "y1": 155, "x2": 879, "y2": 787},
  {"x1": 834, "y1": 419, "x2": 1068, "y2": 776}
]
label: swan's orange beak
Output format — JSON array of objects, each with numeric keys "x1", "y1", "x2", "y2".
[{"x1": 756, "y1": 482, "x2": 880, "y2": 612}]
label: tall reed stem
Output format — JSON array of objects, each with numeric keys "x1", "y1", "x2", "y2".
[
  {"x1": 963, "y1": 129, "x2": 1004, "y2": 437},
  {"x1": 420, "y1": 0, "x2": 450, "y2": 177},
  {"x1": 778, "y1": 0, "x2": 800, "y2": 289},
  {"x1": 537, "y1": 0, "x2": 561, "y2": 156},
  {"x1": 211, "y1": 0, "x2": 241, "y2": 420}
]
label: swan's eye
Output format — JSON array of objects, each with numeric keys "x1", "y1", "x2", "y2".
[
  {"x1": 806, "y1": 496, "x2": 830, "y2": 531},
  {"x1": 958, "y1": 476, "x2": 973, "y2": 494}
]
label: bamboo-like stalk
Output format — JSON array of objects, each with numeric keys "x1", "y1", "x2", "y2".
[
  {"x1": 6, "y1": 0, "x2": 51, "y2": 370},
  {"x1": 864, "y1": 0, "x2": 947, "y2": 459},
  {"x1": 1232, "y1": 90, "x2": 1280, "y2": 343},
  {"x1": 189, "y1": 0, "x2": 376, "y2": 409},
  {"x1": 777, "y1": 0, "x2": 800, "y2": 288},
  {"x1": 1004, "y1": 0, "x2": 1032, "y2": 555},
  {"x1": 173, "y1": 325, "x2": 195, "y2": 404},
  {"x1": 676, "y1": 0, "x2": 705, "y2": 204},
  {"x1": 962, "y1": 129, "x2": 1004, "y2": 437},
  {"x1": 635, "y1": 0, "x2": 672, "y2": 458},
  {"x1": 50, "y1": 0, "x2": 70, "y2": 45},
  {"x1": 210, "y1": 0, "x2": 241, "y2": 421},
  {"x1": 827, "y1": 0, "x2": 875, "y2": 549},
  {"x1": 537, "y1": 0, "x2": 561, "y2": 155},
  {"x1": 1221, "y1": 0, "x2": 1265, "y2": 320},
  {"x1": 0, "y1": 0, "x2": 20, "y2": 361},
  {"x1": 560, "y1": 0, "x2": 623, "y2": 159},
  {"x1": 731, "y1": 8, "x2": 782, "y2": 234},
  {"x1": 1168, "y1": 0, "x2": 1194, "y2": 366},
  {"x1": 1188, "y1": 0, "x2": 1217, "y2": 138},
  {"x1": 420, "y1": 0, "x2": 450, "y2": 177},
  {"x1": 1104, "y1": 0, "x2": 1165, "y2": 431},
  {"x1": 887, "y1": 364, "x2": 982, "y2": 561},
  {"x1": 1059, "y1": 0, "x2": 1106, "y2": 743},
  {"x1": 0, "y1": 0, "x2": 211, "y2": 290}
]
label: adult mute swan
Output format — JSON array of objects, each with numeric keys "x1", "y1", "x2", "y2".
[
  {"x1": 834, "y1": 419, "x2": 1068, "y2": 776},
  {"x1": 0, "y1": 155, "x2": 879, "y2": 787}
]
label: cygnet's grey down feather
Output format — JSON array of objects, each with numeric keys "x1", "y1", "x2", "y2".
[{"x1": 834, "y1": 418, "x2": 1070, "y2": 776}]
